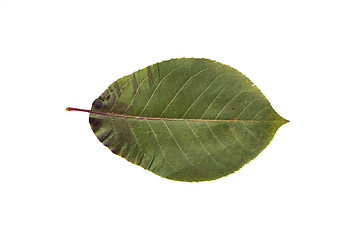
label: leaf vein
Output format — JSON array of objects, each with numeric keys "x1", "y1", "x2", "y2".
[
  {"x1": 215, "y1": 90, "x2": 259, "y2": 120},
  {"x1": 159, "y1": 68, "x2": 212, "y2": 117},
  {"x1": 252, "y1": 106, "x2": 270, "y2": 120},
  {"x1": 139, "y1": 67, "x2": 181, "y2": 116},
  {"x1": 126, "y1": 120, "x2": 143, "y2": 152},
  {"x1": 243, "y1": 124, "x2": 260, "y2": 143},
  {"x1": 226, "y1": 123, "x2": 246, "y2": 148},
  {"x1": 124, "y1": 75, "x2": 149, "y2": 113},
  {"x1": 185, "y1": 121, "x2": 225, "y2": 169},
  {"x1": 200, "y1": 87, "x2": 227, "y2": 119},
  {"x1": 146, "y1": 120, "x2": 177, "y2": 171},
  {"x1": 205, "y1": 122, "x2": 232, "y2": 156},
  {"x1": 182, "y1": 72, "x2": 231, "y2": 118},
  {"x1": 108, "y1": 81, "x2": 130, "y2": 114},
  {"x1": 162, "y1": 121, "x2": 193, "y2": 166},
  {"x1": 236, "y1": 98, "x2": 257, "y2": 120}
]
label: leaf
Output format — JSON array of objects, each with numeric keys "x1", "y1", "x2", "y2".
[{"x1": 71, "y1": 58, "x2": 288, "y2": 182}]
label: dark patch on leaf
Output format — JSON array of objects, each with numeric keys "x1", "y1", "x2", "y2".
[
  {"x1": 127, "y1": 152, "x2": 135, "y2": 162},
  {"x1": 116, "y1": 102, "x2": 129, "y2": 114},
  {"x1": 92, "y1": 99, "x2": 103, "y2": 109},
  {"x1": 147, "y1": 156, "x2": 155, "y2": 170},
  {"x1": 98, "y1": 89, "x2": 110, "y2": 102},
  {"x1": 97, "y1": 118, "x2": 133, "y2": 159},
  {"x1": 121, "y1": 146, "x2": 129, "y2": 158},
  {"x1": 104, "y1": 134, "x2": 116, "y2": 147},
  {"x1": 110, "y1": 145, "x2": 121, "y2": 155},
  {"x1": 114, "y1": 82, "x2": 121, "y2": 97},
  {"x1": 97, "y1": 129, "x2": 112, "y2": 142},
  {"x1": 131, "y1": 74, "x2": 138, "y2": 96},
  {"x1": 157, "y1": 63, "x2": 160, "y2": 80},
  {"x1": 147, "y1": 66, "x2": 154, "y2": 86},
  {"x1": 136, "y1": 153, "x2": 144, "y2": 165},
  {"x1": 89, "y1": 117, "x2": 101, "y2": 132},
  {"x1": 102, "y1": 89, "x2": 110, "y2": 100},
  {"x1": 116, "y1": 129, "x2": 126, "y2": 147},
  {"x1": 94, "y1": 88, "x2": 116, "y2": 111}
]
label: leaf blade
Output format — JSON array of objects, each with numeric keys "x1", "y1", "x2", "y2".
[{"x1": 89, "y1": 58, "x2": 288, "y2": 181}]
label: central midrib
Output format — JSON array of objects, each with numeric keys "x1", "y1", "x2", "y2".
[{"x1": 89, "y1": 110, "x2": 286, "y2": 123}]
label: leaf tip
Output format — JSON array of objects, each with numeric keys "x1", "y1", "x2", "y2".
[{"x1": 281, "y1": 117, "x2": 290, "y2": 125}]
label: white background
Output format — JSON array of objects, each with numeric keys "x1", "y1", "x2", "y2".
[{"x1": 1, "y1": 0, "x2": 359, "y2": 239}]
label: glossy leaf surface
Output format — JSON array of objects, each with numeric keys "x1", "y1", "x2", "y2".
[{"x1": 89, "y1": 58, "x2": 288, "y2": 181}]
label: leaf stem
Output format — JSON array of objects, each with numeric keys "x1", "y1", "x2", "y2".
[
  {"x1": 66, "y1": 107, "x2": 116, "y2": 118},
  {"x1": 65, "y1": 107, "x2": 92, "y2": 113},
  {"x1": 66, "y1": 107, "x2": 114, "y2": 117}
]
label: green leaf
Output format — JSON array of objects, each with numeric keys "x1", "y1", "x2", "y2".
[{"x1": 85, "y1": 58, "x2": 288, "y2": 181}]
